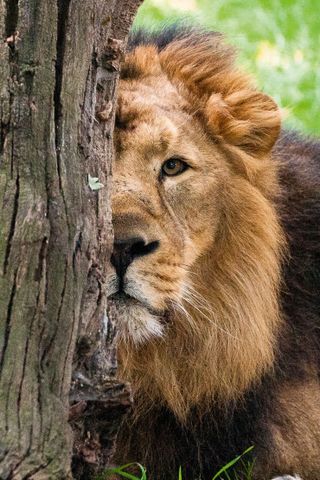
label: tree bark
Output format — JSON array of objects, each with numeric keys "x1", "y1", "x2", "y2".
[{"x1": 0, "y1": 1, "x2": 142, "y2": 478}]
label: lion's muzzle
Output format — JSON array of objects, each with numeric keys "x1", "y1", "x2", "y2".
[{"x1": 111, "y1": 236, "x2": 159, "y2": 282}]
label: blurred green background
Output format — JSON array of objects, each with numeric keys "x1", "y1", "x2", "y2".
[{"x1": 134, "y1": 0, "x2": 320, "y2": 136}]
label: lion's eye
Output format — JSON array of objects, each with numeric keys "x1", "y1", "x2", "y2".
[{"x1": 161, "y1": 158, "x2": 188, "y2": 177}]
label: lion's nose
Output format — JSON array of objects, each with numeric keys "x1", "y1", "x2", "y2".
[{"x1": 111, "y1": 237, "x2": 159, "y2": 278}]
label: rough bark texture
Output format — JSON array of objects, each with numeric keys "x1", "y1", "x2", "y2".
[{"x1": 0, "y1": 0, "x2": 142, "y2": 478}]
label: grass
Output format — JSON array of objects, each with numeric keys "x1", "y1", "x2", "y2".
[
  {"x1": 96, "y1": 446, "x2": 254, "y2": 480},
  {"x1": 133, "y1": 0, "x2": 320, "y2": 136}
]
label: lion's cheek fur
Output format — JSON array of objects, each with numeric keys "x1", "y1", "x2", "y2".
[
  {"x1": 164, "y1": 169, "x2": 227, "y2": 259},
  {"x1": 118, "y1": 174, "x2": 284, "y2": 420}
]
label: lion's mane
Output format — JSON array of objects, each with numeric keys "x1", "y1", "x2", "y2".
[
  {"x1": 113, "y1": 26, "x2": 320, "y2": 480},
  {"x1": 118, "y1": 26, "x2": 284, "y2": 420}
]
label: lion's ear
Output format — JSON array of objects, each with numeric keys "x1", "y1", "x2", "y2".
[{"x1": 204, "y1": 90, "x2": 280, "y2": 155}]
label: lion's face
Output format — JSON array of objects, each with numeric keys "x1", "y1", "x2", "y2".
[
  {"x1": 109, "y1": 75, "x2": 227, "y2": 343},
  {"x1": 107, "y1": 37, "x2": 283, "y2": 416}
]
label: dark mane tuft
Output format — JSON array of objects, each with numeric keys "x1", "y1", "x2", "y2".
[{"x1": 127, "y1": 23, "x2": 220, "y2": 52}]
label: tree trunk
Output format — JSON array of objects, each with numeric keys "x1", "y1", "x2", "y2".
[{"x1": 0, "y1": 1, "x2": 142, "y2": 478}]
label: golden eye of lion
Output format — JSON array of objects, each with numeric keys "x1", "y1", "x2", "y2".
[{"x1": 161, "y1": 157, "x2": 188, "y2": 177}]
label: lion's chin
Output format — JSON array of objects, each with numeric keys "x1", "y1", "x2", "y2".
[{"x1": 109, "y1": 293, "x2": 165, "y2": 344}]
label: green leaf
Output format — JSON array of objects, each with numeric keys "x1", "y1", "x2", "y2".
[
  {"x1": 88, "y1": 173, "x2": 104, "y2": 191},
  {"x1": 178, "y1": 466, "x2": 183, "y2": 480},
  {"x1": 211, "y1": 446, "x2": 254, "y2": 480},
  {"x1": 102, "y1": 462, "x2": 147, "y2": 480}
]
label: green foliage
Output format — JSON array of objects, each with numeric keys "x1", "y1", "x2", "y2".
[
  {"x1": 95, "y1": 463, "x2": 147, "y2": 480},
  {"x1": 97, "y1": 446, "x2": 254, "y2": 480},
  {"x1": 211, "y1": 446, "x2": 254, "y2": 480},
  {"x1": 134, "y1": 0, "x2": 320, "y2": 135},
  {"x1": 88, "y1": 174, "x2": 104, "y2": 191}
]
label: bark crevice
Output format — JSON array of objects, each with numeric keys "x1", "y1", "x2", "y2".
[
  {"x1": 0, "y1": 120, "x2": 9, "y2": 157},
  {"x1": 40, "y1": 257, "x2": 68, "y2": 372},
  {"x1": 34, "y1": 237, "x2": 48, "y2": 282},
  {"x1": 54, "y1": 0, "x2": 71, "y2": 154},
  {"x1": 0, "y1": 270, "x2": 17, "y2": 377},
  {"x1": 22, "y1": 460, "x2": 52, "y2": 480},
  {"x1": 3, "y1": 174, "x2": 19, "y2": 274},
  {"x1": 54, "y1": 0, "x2": 71, "y2": 226},
  {"x1": 17, "y1": 335, "x2": 30, "y2": 433},
  {"x1": 4, "y1": 0, "x2": 19, "y2": 38}
]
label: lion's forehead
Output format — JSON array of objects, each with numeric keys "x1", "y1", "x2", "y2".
[
  {"x1": 117, "y1": 113, "x2": 179, "y2": 156},
  {"x1": 118, "y1": 76, "x2": 183, "y2": 111},
  {"x1": 115, "y1": 79, "x2": 191, "y2": 154}
]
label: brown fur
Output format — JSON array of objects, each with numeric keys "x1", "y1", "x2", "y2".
[
  {"x1": 114, "y1": 32, "x2": 283, "y2": 420},
  {"x1": 260, "y1": 380, "x2": 320, "y2": 478},
  {"x1": 108, "y1": 28, "x2": 320, "y2": 479}
]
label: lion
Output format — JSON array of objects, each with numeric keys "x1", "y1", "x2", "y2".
[{"x1": 107, "y1": 26, "x2": 320, "y2": 480}]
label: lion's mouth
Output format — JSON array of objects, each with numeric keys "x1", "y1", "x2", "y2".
[
  {"x1": 108, "y1": 291, "x2": 170, "y2": 343},
  {"x1": 109, "y1": 291, "x2": 165, "y2": 318},
  {"x1": 109, "y1": 291, "x2": 144, "y2": 308}
]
